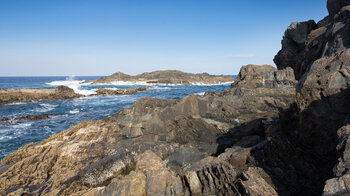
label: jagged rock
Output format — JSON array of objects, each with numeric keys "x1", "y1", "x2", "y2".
[
  {"x1": 274, "y1": 20, "x2": 317, "y2": 79},
  {"x1": 91, "y1": 70, "x2": 234, "y2": 85},
  {"x1": 0, "y1": 86, "x2": 81, "y2": 105},
  {"x1": 271, "y1": 0, "x2": 350, "y2": 194},
  {"x1": 95, "y1": 86, "x2": 149, "y2": 96},
  {"x1": 327, "y1": 0, "x2": 350, "y2": 16},
  {"x1": 238, "y1": 167, "x2": 278, "y2": 196}
]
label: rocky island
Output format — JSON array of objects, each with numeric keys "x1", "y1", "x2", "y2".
[
  {"x1": 0, "y1": 86, "x2": 81, "y2": 105},
  {"x1": 90, "y1": 70, "x2": 234, "y2": 85},
  {"x1": 1, "y1": 0, "x2": 350, "y2": 195}
]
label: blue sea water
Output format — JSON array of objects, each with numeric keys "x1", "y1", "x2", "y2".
[{"x1": 0, "y1": 76, "x2": 233, "y2": 160}]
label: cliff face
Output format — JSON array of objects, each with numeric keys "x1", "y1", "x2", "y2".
[
  {"x1": 91, "y1": 70, "x2": 234, "y2": 85},
  {"x1": 274, "y1": 0, "x2": 350, "y2": 194}
]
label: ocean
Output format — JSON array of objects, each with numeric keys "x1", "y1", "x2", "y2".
[{"x1": 0, "y1": 76, "x2": 233, "y2": 160}]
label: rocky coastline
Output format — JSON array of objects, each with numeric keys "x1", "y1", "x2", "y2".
[
  {"x1": 1, "y1": 0, "x2": 350, "y2": 195},
  {"x1": 90, "y1": 70, "x2": 234, "y2": 85}
]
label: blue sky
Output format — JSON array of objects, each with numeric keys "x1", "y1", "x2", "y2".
[{"x1": 0, "y1": 0, "x2": 328, "y2": 76}]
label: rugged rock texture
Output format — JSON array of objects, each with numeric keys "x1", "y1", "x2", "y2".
[
  {"x1": 95, "y1": 86, "x2": 149, "y2": 96},
  {"x1": 3, "y1": 0, "x2": 350, "y2": 195},
  {"x1": 273, "y1": 0, "x2": 350, "y2": 194},
  {"x1": 0, "y1": 86, "x2": 81, "y2": 105},
  {"x1": 273, "y1": 20, "x2": 318, "y2": 79},
  {"x1": 91, "y1": 70, "x2": 234, "y2": 85},
  {"x1": 0, "y1": 65, "x2": 296, "y2": 195}
]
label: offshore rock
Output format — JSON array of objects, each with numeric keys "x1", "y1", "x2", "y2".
[
  {"x1": 0, "y1": 64, "x2": 296, "y2": 195},
  {"x1": 0, "y1": 86, "x2": 81, "y2": 105},
  {"x1": 95, "y1": 86, "x2": 149, "y2": 96},
  {"x1": 91, "y1": 70, "x2": 234, "y2": 85},
  {"x1": 1, "y1": 113, "x2": 60, "y2": 121}
]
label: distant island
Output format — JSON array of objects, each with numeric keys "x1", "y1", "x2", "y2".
[{"x1": 90, "y1": 70, "x2": 234, "y2": 85}]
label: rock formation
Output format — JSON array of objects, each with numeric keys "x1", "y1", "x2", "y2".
[
  {"x1": 91, "y1": 70, "x2": 234, "y2": 85},
  {"x1": 95, "y1": 86, "x2": 149, "y2": 96},
  {"x1": 0, "y1": 86, "x2": 81, "y2": 105},
  {"x1": 274, "y1": 0, "x2": 350, "y2": 194},
  {"x1": 0, "y1": 65, "x2": 296, "y2": 195},
  {"x1": 1, "y1": 0, "x2": 350, "y2": 195}
]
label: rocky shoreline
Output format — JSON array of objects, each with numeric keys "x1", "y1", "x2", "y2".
[
  {"x1": 90, "y1": 70, "x2": 234, "y2": 85},
  {"x1": 1, "y1": 0, "x2": 350, "y2": 195}
]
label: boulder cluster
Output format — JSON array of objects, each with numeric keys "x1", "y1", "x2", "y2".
[{"x1": 0, "y1": 0, "x2": 349, "y2": 195}]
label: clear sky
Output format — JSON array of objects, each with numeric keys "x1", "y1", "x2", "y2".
[{"x1": 0, "y1": 0, "x2": 328, "y2": 76}]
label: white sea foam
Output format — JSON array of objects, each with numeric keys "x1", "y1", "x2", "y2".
[
  {"x1": 69, "y1": 109, "x2": 80, "y2": 114},
  {"x1": 12, "y1": 122, "x2": 32, "y2": 129},
  {"x1": 149, "y1": 86, "x2": 171, "y2": 90},
  {"x1": 110, "y1": 81, "x2": 149, "y2": 86},
  {"x1": 5, "y1": 102, "x2": 26, "y2": 106},
  {"x1": 46, "y1": 76, "x2": 96, "y2": 96},
  {"x1": 35, "y1": 103, "x2": 58, "y2": 112},
  {"x1": 195, "y1": 92, "x2": 206, "y2": 96},
  {"x1": 0, "y1": 135, "x2": 14, "y2": 141},
  {"x1": 190, "y1": 82, "x2": 233, "y2": 86}
]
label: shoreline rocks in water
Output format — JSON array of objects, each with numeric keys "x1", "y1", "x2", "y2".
[
  {"x1": 90, "y1": 70, "x2": 234, "y2": 85},
  {"x1": 0, "y1": 86, "x2": 81, "y2": 105},
  {"x1": 95, "y1": 86, "x2": 150, "y2": 96},
  {"x1": 1, "y1": 113, "x2": 61, "y2": 122}
]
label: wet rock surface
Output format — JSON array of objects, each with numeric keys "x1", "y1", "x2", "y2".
[
  {"x1": 91, "y1": 70, "x2": 234, "y2": 85},
  {"x1": 0, "y1": 86, "x2": 81, "y2": 105}
]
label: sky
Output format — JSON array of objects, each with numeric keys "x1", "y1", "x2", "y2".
[{"x1": 0, "y1": 0, "x2": 328, "y2": 76}]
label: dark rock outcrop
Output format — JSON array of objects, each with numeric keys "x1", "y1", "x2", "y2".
[
  {"x1": 273, "y1": 20, "x2": 318, "y2": 79},
  {"x1": 272, "y1": 0, "x2": 350, "y2": 194},
  {"x1": 0, "y1": 86, "x2": 81, "y2": 105},
  {"x1": 95, "y1": 86, "x2": 149, "y2": 96},
  {"x1": 327, "y1": 0, "x2": 350, "y2": 16},
  {"x1": 1, "y1": 114, "x2": 60, "y2": 121},
  {"x1": 91, "y1": 70, "x2": 234, "y2": 85}
]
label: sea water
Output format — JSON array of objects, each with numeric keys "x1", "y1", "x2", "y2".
[{"x1": 0, "y1": 76, "x2": 233, "y2": 160}]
